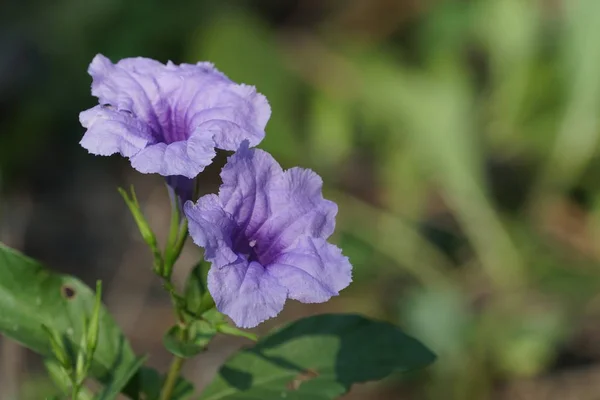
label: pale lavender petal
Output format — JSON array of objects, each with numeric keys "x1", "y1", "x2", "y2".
[
  {"x1": 282, "y1": 168, "x2": 337, "y2": 238},
  {"x1": 117, "y1": 57, "x2": 173, "y2": 74},
  {"x1": 218, "y1": 141, "x2": 283, "y2": 238},
  {"x1": 130, "y1": 131, "x2": 216, "y2": 178},
  {"x1": 88, "y1": 54, "x2": 163, "y2": 137},
  {"x1": 172, "y1": 61, "x2": 227, "y2": 79},
  {"x1": 269, "y1": 236, "x2": 352, "y2": 303},
  {"x1": 184, "y1": 195, "x2": 238, "y2": 267},
  {"x1": 79, "y1": 106, "x2": 153, "y2": 157},
  {"x1": 258, "y1": 167, "x2": 337, "y2": 261},
  {"x1": 189, "y1": 84, "x2": 270, "y2": 151},
  {"x1": 208, "y1": 260, "x2": 287, "y2": 328}
]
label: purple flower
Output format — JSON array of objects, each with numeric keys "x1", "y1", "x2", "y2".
[
  {"x1": 79, "y1": 54, "x2": 270, "y2": 180},
  {"x1": 184, "y1": 141, "x2": 352, "y2": 328}
]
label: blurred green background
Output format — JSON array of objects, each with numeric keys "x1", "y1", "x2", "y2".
[{"x1": 2, "y1": 0, "x2": 600, "y2": 399}]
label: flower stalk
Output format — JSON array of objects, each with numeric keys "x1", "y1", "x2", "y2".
[{"x1": 159, "y1": 354, "x2": 185, "y2": 400}]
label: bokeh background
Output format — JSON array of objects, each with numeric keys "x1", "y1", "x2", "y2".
[{"x1": 2, "y1": 0, "x2": 600, "y2": 398}]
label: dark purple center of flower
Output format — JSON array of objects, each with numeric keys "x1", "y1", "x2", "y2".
[
  {"x1": 232, "y1": 227, "x2": 279, "y2": 266},
  {"x1": 160, "y1": 105, "x2": 190, "y2": 144},
  {"x1": 237, "y1": 237, "x2": 262, "y2": 264},
  {"x1": 101, "y1": 102, "x2": 190, "y2": 145}
]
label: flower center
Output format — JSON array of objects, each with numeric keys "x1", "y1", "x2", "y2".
[
  {"x1": 232, "y1": 225, "x2": 281, "y2": 266},
  {"x1": 245, "y1": 239, "x2": 261, "y2": 263},
  {"x1": 235, "y1": 236, "x2": 264, "y2": 264},
  {"x1": 100, "y1": 102, "x2": 188, "y2": 145}
]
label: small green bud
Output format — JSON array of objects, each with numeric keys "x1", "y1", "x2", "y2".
[
  {"x1": 75, "y1": 318, "x2": 89, "y2": 384},
  {"x1": 86, "y1": 281, "x2": 102, "y2": 356},
  {"x1": 118, "y1": 186, "x2": 163, "y2": 273},
  {"x1": 42, "y1": 325, "x2": 71, "y2": 370}
]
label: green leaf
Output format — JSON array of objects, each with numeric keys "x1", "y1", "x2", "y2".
[
  {"x1": 0, "y1": 243, "x2": 141, "y2": 398},
  {"x1": 200, "y1": 314, "x2": 436, "y2": 400},
  {"x1": 184, "y1": 261, "x2": 212, "y2": 316},
  {"x1": 95, "y1": 356, "x2": 148, "y2": 400},
  {"x1": 201, "y1": 308, "x2": 225, "y2": 325},
  {"x1": 163, "y1": 320, "x2": 217, "y2": 358}
]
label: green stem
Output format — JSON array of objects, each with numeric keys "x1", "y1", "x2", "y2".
[
  {"x1": 163, "y1": 195, "x2": 182, "y2": 277},
  {"x1": 158, "y1": 182, "x2": 198, "y2": 399},
  {"x1": 163, "y1": 189, "x2": 190, "y2": 280},
  {"x1": 174, "y1": 219, "x2": 189, "y2": 256},
  {"x1": 164, "y1": 220, "x2": 189, "y2": 279},
  {"x1": 159, "y1": 355, "x2": 185, "y2": 400},
  {"x1": 166, "y1": 200, "x2": 180, "y2": 250}
]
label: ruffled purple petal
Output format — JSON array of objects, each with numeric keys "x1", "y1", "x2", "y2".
[
  {"x1": 79, "y1": 106, "x2": 154, "y2": 157},
  {"x1": 130, "y1": 131, "x2": 216, "y2": 178},
  {"x1": 208, "y1": 260, "x2": 287, "y2": 328},
  {"x1": 265, "y1": 167, "x2": 337, "y2": 249},
  {"x1": 218, "y1": 141, "x2": 283, "y2": 239},
  {"x1": 88, "y1": 55, "x2": 164, "y2": 137},
  {"x1": 184, "y1": 194, "x2": 238, "y2": 268},
  {"x1": 268, "y1": 236, "x2": 352, "y2": 303},
  {"x1": 191, "y1": 84, "x2": 270, "y2": 151}
]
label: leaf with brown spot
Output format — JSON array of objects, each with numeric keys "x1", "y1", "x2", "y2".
[
  {"x1": 61, "y1": 284, "x2": 76, "y2": 300},
  {"x1": 0, "y1": 243, "x2": 151, "y2": 398}
]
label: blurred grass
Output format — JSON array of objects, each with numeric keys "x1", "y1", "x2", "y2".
[{"x1": 3, "y1": 0, "x2": 600, "y2": 399}]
